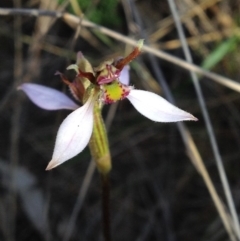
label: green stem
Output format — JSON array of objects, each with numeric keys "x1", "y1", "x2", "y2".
[
  {"x1": 89, "y1": 103, "x2": 111, "y2": 174},
  {"x1": 88, "y1": 96, "x2": 112, "y2": 240},
  {"x1": 101, "y1": 173, "x2": 111, "y2": 241}
]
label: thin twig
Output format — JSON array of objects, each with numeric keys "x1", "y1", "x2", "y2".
[
  {"x1": 1, "y1": 8, "x2": 240, "y2": 93},
  {"x1": 0, "y1": 8, "x2": 63, "y2": 17},
  {"x1": 69, "y1": 14, "x2": 84, "y2": 57},
  {"x1": 63, "y1": 13, "x2": 240, "y2": 93}
]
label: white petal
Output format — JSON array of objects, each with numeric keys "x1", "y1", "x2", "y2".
[
  {"x1": 119, "y1": 66, "x2": 130, "y2": 85},
  {"x1": 18, "y1": 83, "x2": 79, "y2": 110},
  {"x1": 46, "y1": 97, "x2": 95, "y2": 170},
  {"x1": 127, "y1": 90, "x2": 197, "y2": 122}
]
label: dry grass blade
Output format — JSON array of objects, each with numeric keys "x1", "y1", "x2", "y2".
[
  {"x1": 149, "y1": 0, "x2": 221, "y2": 41},
  {"x1": 0, "y1": 8, "x2": 239, "y2": 92},
  {"x1": 1, "y1": 2, "x2": 240, "y2": 241},
  {"x1": 62, "y1": 13, "x2": 240, "y2": 93},
  {"x1": 167, "y1": 0, "x2": 240, "y2": 239},
  {"x1": 157, "y1": 29, "x2": 234, "y2": 50},
  {"x1": 183, "y1": 128, "x2": 237, "y2": 241},
  {"x1": 128, "y1": 1, "x2": 238, "y2": 240}
]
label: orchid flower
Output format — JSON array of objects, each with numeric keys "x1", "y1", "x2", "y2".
[{"x1": 19, "y1": 40, "x2": 197, "y2": 172}]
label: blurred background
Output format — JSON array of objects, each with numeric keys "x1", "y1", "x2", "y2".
[{"x1": 0, "y1": 0, "x2": 240, "y2": 240}]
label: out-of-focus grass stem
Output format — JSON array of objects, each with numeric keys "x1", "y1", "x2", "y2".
[
  {"x1": 0, "y1": 8, "x2": 240, "y2": 92},
  {"x1": 9, "y1": 0, "x2": 22, "y2": 240},
  {"x1": 167, "y1": 0, "x2": 240, "y2": 239},
  {"x1": 128, "y1": 0, "x2": 238, "y2": 240}
]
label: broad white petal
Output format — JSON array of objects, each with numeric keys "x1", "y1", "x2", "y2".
[
  {"x1": 119, "y1": 66, "x2": 130, "y2": 85},
  {"x1": 46, "y1": 97, "x2": 95, "y2": 170},
  {"x1": 127, "y1": 90, "x2": 197, "y2": 122},
  {"x1": 18, "y1": 83, "x2": 79, "y2": 110}
]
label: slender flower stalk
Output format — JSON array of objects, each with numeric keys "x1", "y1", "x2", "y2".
[
  {"x1": 18, "y1": 40, "x2": 197, "y2": 173},
  {"x1": 89, "y1": 103, "x2": 111, "y2": 174},
  {"x1": 101, "y1": 173, "x2": 111, "y2": 241}
]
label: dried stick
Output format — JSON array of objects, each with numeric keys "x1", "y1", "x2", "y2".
[{"x1": 0, "y1": 8, "x2": 240, "y2": 93}]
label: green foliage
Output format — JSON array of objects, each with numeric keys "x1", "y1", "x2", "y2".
[
  {"x1": 84, "y1": 0, "x2": 121, "y2": 26},
  {"x1": 59, "y1": 0, "x2": 121, "y2": 27},
  {"x1": 201, "y1": 36, "x2": 239, "y2": 70}
]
